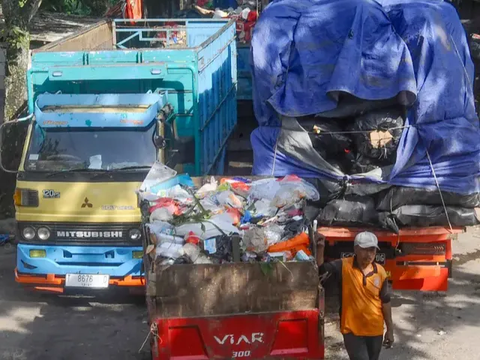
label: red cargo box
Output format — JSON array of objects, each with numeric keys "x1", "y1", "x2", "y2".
[
  {"x1": 319, "y1": 226, "x2": 464, "y2": 291},
  {"x1": 144, "y1": 259, "x2": 324, "y2": 360},
  {"x1": 151, "y1": 310, "x2": 323, "y2": 359}
]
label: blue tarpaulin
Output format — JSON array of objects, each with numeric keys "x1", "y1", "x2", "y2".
[{"x1": 251, "y1": 0, "x2": 480, "y2": 194}]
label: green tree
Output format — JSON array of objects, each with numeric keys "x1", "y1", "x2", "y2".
[{"x1": 0, "y1": 0, "x2": 43, "y2": 120}]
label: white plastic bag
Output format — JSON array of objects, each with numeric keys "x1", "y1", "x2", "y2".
[
  {"x1": 179, "y1": 243, "x2": 213, "y2": 264},
  {"x1": 215, "y1": 190, "x2": 243, "y2": 208},
  {"x1": 156, "y1": 242, "x2": 183, "y2": 259},
  {"x1": 147, "y1": 221, "x2": 175, "y2": 237},
  {"x1": 263, "y1": 224, "x2": 284, "y2": 246},
  {"x1": 150, "y1": 207, "x2": 175, "y2": 222},
  {"x1": 253, "y1": 198, "x2": 278, "y2": 217},
  {"x1": 196, "y1": 177, "x2": 218, "y2": 199},
  {"x1": 139, "y1": 162, "x2": 176, "y2": 192}
]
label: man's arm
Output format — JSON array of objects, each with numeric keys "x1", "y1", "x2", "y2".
[
  {"x1": 315, "y1": 233, "x2": 342, "y2": 280},
  {"x1": 380, "y1": 280, "x2": 394, "y2": 347}
]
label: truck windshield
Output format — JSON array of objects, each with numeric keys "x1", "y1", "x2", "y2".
[{"x1": 25, "y1": 122, "x2": 157, "y2": 172}]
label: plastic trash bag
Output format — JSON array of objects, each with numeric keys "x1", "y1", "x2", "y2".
[
  {"x1": 139, "y1": 161, "x2": 176, "y2": 193},
  {"x1": 317, "y1": 196, "x2": 378, "y2": 226},
  {"x1": 349, "y1": 107, "x2": 405, "y2": 162},
  {"x1": 300, "y1": 117, "x2": 352, "y2": 156},
  {"x1": 200, "y1": 196, "x2": 224, "y2": 214},
  {"x1": 249, "y1": 178, "x2": 282, "y2": 200},
  {"x1": 347, "y1": 152, "x2": 385, "y2": 174},
  {"x1": 376, "y1": 186, "x2": 480, "y2": 211},
  {"x1": 156, "y1": 242, "x2": 183, "y2": 259},
  {"x1": 147, "y1": 221, "x2": 175, "y2": 238},
  {"x1": 263, "y1": 224, "x2": 285, "y2": 245},
  {"x1": 250, "y1": 176, "x2": 320, "y2": 210},
  {"x1": 174, "y1": 215, "x2": 240, "y2": 239},
  {"x1": 380, "y1": 205, "x2": 480, "y2": 231},
  {"x1": 305, "y1": 178, "x2": 344, "y2": 206},
  {"x1": 149, "y1": 174, "x2": 195, "y2": 195},
  {"x1": 215, "y1": 190, "x2": 244, "y2": 208},
  {"x1": 150, "y1": 206, "x2": 176, "y2": 222},
  {"x1": 251, "y1": 198, "x2": 278, "y2": 218},
  {"x1": 243, "y1": 227, "x2": 269, "y2": 253},
  {"x1": 179, "y1": 243, "x2": 213, "y2": 264},
  {"x1": 196, "y1": 176, "x2": 218, "y2": 198},
  {"x1": 156, "y1": 185, "x2": 193, "y2": 204},
  {"x1": 205, "y1": 235, "x2": 236, "y2": 262}
]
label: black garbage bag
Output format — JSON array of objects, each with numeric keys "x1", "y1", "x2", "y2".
[
  {"x1": 376, "y1": 186, "x2": 480, "y2": 211},
  {"x1": 304, "y1": 177, "x2": 345, "y2": 206},
  {"x1": 328, "y1": 159, "x2": 348, "y2": 174},
  {"x1": 347, "y1": 152, "x2": 386, "y2": 174},
  {"x1": 317, "y1": 196, "x2": 378, "y2": 227},
  {"x1": 301, "y1": 118, "x2": 352, "y2": 156},
  {"x1": 349, "y1": 107, "x2": 405, "y2": 162},
  {"x1": 379, "y1": 205, "x2": 480, "y2": 232},
  {"x1": 469, "y1": 34, "x2": 480, "y2": 61},
  {"x1": 316, "y1": 93, "x2": 398, "y2": 119}
]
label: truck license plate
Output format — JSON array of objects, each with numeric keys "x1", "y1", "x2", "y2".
[
  {"x1": 340, "y1": 252, "x2": 386, "y2": 265},
  {"x1": 65, "y1": 274, "x2": 110, "y2": 289}
]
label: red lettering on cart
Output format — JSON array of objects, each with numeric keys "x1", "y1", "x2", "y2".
[{"x1": 214, "y1": 333, "x2": 264, "y2": 345}]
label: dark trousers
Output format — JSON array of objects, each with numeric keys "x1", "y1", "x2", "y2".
[{"x1": 343, "y1": 333, "x2": 383, "y2": 360}]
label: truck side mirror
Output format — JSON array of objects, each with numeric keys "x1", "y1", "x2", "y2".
[{"x1": 0, "y1": 119, "x2": 30, "y2": 173}]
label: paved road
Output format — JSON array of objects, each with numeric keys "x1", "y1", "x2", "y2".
[
  {"x1": 2, "y1": 227, "x2": 480, "y2": 359},
  {"x1": 0, "y1": 244, "x2": 150, "y2": 360}
]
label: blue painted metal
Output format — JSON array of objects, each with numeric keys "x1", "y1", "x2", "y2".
[
  {"x1": 237, "y1": 45, "x2": 252, "y2": 101},
  {"x1": 29, "y1": 18, "x2": 238, "y2": 175},
  {"x1": 35, "y1": 93, "x2": 168, "y2": 128},
  {"x1": 17, "y1": 244, "x2": 143, "y2": 277}
]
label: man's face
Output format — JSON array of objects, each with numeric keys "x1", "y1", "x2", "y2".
[{"x1": 354, "y1": 245, "x2": 377, "y2": 268}]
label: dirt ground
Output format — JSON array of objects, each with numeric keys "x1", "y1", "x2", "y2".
[{"x1": 2, "y1": 227, "x2": 480, "y2": 360}]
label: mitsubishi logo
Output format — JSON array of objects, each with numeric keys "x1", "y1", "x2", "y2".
[{"x1": 81, "y1": 197, "x2": 93, "y2": 208}]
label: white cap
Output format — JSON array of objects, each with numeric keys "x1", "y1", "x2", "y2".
[{"x1": 354, "y1": 231, "x2": 380, "y2": 250}]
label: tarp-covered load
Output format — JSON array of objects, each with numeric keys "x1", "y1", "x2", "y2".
[{"x1": 250, "y1": 0, "x2": 480, "y2": 196}]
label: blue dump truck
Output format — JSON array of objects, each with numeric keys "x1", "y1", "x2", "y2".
[{"x1": 0, "y1": 19, "x2": 237, "y2": 293}]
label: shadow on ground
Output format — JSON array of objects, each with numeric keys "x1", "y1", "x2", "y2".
[{"x1": 0, "y1": 246, "x2": 150, "y2": 360}]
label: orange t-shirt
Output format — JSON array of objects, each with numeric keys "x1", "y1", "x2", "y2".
[{"x1": 340, "y1": 257, "x2": 388, "y2": 336}]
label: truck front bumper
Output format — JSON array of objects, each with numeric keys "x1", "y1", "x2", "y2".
[{"x1": 16, "y1": 243, "x2": 144, "y2": 292}]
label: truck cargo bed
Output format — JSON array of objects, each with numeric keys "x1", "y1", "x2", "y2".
[{"x1": 145, "y1": 262, "x2": 320, "y2": 319}]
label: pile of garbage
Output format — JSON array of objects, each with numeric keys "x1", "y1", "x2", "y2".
[
  {"x1": 139, "y1": 163, "x2": 320, "y2": 265},
  {"x1": 191, "y1": 0, "x2": 259, "y2": 43},
  {"x1": 249, "y1": 0, "x2": 480, "y2": 231}
]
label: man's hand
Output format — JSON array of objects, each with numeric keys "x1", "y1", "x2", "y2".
[
  {"x1": 383, "y1": 328, "x2": 394, "y2": 348},
  {"x1": 315, "y1": 233, "x2": 326, "y2": 267},
  {"x1": 315, "y1": 232, "x2": 326, "y2": 248}
]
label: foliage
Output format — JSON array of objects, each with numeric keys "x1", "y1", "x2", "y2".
[
  {"x1": 0, "y1": 26, "x2": 30, "y2": 60},
  {"x1": 41, "y1": 0, "x2": 119, "y2": 15}
]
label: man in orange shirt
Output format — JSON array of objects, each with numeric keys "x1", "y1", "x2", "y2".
[{"x1": 317, "y1": 231, "x2": 394, "y2": 360}]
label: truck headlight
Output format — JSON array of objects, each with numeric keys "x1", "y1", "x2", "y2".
[
  {"x1": 22, "y1": 227, "x2": 36, "y2": 240},
  {"x1": 128, "y1": 229, "x2": 141, "y2": 241},
  {"x1": 37, "y1": 227, "x2": 51, "y2": 241},
  {"x1": 14, "y1": 189, "x2": 39, "y2": 207}
]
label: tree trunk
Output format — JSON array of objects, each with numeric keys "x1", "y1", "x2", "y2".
[
  {"x1": 1, "y1": 0, "x2": 42, "y2": 120},
  {"x1": 3, "y1": 45, "x2": 29, "y2": 121},
  {"x1": 0, "y1": 0, "x2": 42, "y2": 220}
]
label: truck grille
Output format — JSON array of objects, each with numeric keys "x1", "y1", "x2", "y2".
[{"x1": 18, "y1": 222, "x2": 142, "y2": 245}]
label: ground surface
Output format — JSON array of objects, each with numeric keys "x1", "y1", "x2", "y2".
[
  {"x1": 0, "y1": 10, "x2": 101, "y2": 46},
  {"x1": 2, "y1": 227, "x2": 480, "y2": 359}
]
